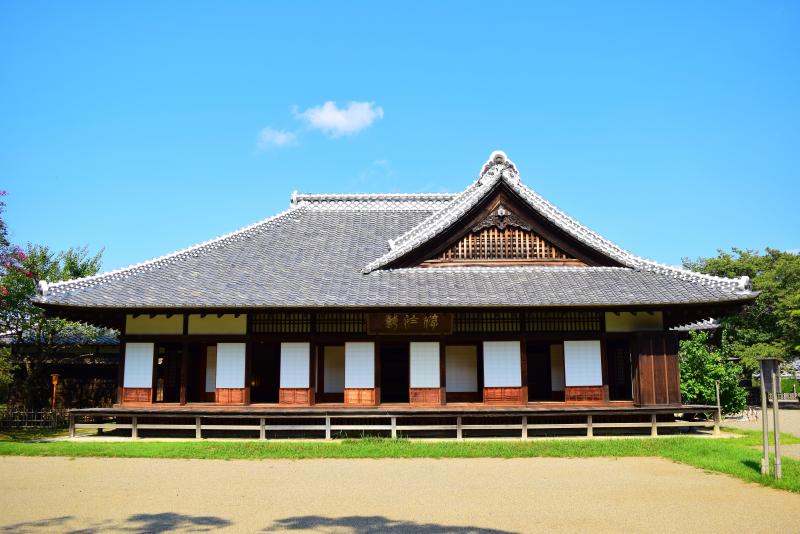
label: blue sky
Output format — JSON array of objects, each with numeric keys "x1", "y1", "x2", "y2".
[{"x1": 2, "y1": 2, "x2": 798, "y2": 272}]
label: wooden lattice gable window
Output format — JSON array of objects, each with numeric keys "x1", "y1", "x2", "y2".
[
  {"x1": 433, "y1": 203, "x2": 575, "y2": 264},
  {"x1": 388, "y1": 181, "x2": 623, "y2": 269}
]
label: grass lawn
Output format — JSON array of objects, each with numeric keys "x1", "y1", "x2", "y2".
[{"x1": 0, "y1": 428, "x2": 798, "y2": 494}]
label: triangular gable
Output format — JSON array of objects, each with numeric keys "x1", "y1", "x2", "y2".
[
  {"x1": 425, "y1": 201, "x2": 582, "y2": 267},
  {"x1": 364, "y1": 151, "x2": 631, "y2": 272}
]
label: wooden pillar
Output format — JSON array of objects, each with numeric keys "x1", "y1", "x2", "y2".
[
  {"x1": 195, "y1": 417, "x2": 202, "y2": 439},
  {"x1": 586, "y1": 415, "x2": 593, "y2": 437},
  {"x1": 521, "y1": 415, "x2": 528, "y2": 440},
  {"x1": 244, "y1": 341, "x2": 252, "y2": 405},
  {"x1": 308, "y1": 342, "x2": 316, "y2": 406},
  {"x1": 131, "y1": 416, "x2": 138, "y2": 439},
  {"x1": 439, "y1": 341, "x2": 447, "y2": 405},
  {"x1": 650, "y1": 414, "x2": 658, "y2": 437},
  {"x1": 179, "y1": 342, "x2": 189, "y2": 405},
  {"x1": 259, "y1": 417, "x2": 266, "y2": 440},
  {"x1": 116, "y1": 337, "x2": 126, "y2": 405},
  {"x1": 374, "y1": 341, "x2": 381, "y2": 405},
  {"x1": 180, "y1": 315, "x2": 189, "y2": 405},
  {"x1": 520, "y1": 338, "x2": 529, "y2": 404},
  {"x1": 391, "y1": 416, "x2": 397, "y2": 439},
  {"x1": 69, "y1": 413, "x2": 75, "y2": 438},
  {"x1": 456, "y1": 416, "x2": 463, "y2": 440}
]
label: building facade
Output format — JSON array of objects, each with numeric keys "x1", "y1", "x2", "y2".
[{"x1": 35, "y1": 152, "x2": 755, "y2": 415}]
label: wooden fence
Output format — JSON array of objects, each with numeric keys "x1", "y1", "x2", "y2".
[
  {"x1": 0, "y1": 409, "x2": 69, "y2": 430},
  {"x1": 69, "y1": 412, "x2": 719, "y2": 440}
]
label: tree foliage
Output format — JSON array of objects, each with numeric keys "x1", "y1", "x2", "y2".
[
  {"x1": 679, "y1": 331, "x2": 747, "y2": 415},
  {"x1": 0, "y1": 194, "x2": 104, "y2": 407},
  {"x1": 683, "y1": 248, "x2": 800, "y2": 372}
]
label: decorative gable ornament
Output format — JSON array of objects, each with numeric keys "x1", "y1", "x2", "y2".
[
  {"x1": 479, "y1": 151, "x2": 518, "y2": 184},
  {"x1": 472, "y1": 204, "x2": 532, "y2": 232}
]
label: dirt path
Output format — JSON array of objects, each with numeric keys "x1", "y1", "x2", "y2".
[
  {"x1": 1, "y1": 456, "x2": 798, "y2": 533},
  {"x1": 724, "y1": 405, "x2": 800, "y2": 437}
]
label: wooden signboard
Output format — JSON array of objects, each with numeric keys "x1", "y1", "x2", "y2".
[{"x1": 367, "y1": 313, "x2": 453, "y2": 335}]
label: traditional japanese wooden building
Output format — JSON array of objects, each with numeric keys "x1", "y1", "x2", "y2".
[{"x1": 35, "y1": 152, "x2": 756, "y2": 437}]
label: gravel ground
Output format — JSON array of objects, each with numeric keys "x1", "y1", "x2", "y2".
[
  {"x1": 724, "y1": 405, "x2": 800, "y2": 438},
  {"x1": 1, "y1": 456, "x2": 799, "y2": 533}
]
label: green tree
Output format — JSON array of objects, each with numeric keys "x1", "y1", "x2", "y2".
[
  {"x1": 683, "y1": 248, "x2": 800, "y2": 372},
  {"x1": 679, "y1": 331, "x2": 747, "y2": 415},
  {"x1": 0, "y1": 244, "x2": 103, "y2": 408}
]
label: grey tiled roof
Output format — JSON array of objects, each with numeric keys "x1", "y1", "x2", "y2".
[
  {"x1": 35, "y1": 209, "x2": 752, "y2": 309},
  {"x1": 670, "y1": 318, "x2": 720, "y2": 332},
  {"x1": 0, "y1": 328, "x2": 119, "y2": 346},
  {"x1": 35, "y1": 152, "x2": 755, "y2": 309}
]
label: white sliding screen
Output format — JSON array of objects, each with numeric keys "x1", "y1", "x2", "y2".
[
  {"x1": 216, "y1": 343, "x2": 246, "y2": 389},
  {"x1": 205, "y1": 345, "x2": 217, "y2": 393},
  {"x1": 323, "y1": 346, "x2": 345, "y2": 393},
  {"x1": 280, "y1": 342, "x2": 310, "y2": 388},
  {"x1": 409, "y1": 342, "x2": 440, "y2": 388},
  {"x1": 563, "y1": 340, "x2": 603, "y2": 386},
  {"x1": 345, "y1": 342, "x2": 375, "y2": 388},
  {"x1": 445, "y1": 345, "x2": 478, "y2": 392},
  {"x1": 123, "y1": 342, "x2": 154, "y2": 388},
  {"x1": 483, "y1": 341, "x2": 521, "y2": 387}
]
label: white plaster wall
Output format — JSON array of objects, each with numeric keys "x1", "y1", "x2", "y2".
[
  {"x1": 605, "y1": 312, "x2": 663, "y2": 332},
  {"x1": 125, "y1": 315, "x2": 183, "y2": 335}
]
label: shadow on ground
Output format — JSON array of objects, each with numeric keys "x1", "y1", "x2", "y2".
[
  {"x1": 742, "y1": 459, "x2": 762, "y2": 474},
  {"x1": 263, "y1": 515, "x2": 516, "y2": 533},
  {"x1": 0, "y1": 512, "x2": 231, "y2": 533}
]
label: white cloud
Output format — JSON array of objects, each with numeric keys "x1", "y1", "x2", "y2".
[
  {"x1": 295, "y1": 101, "x2": 384, "y2": 137},
  {"x1": 256, "y1": 127, "x2": 297, "y2": 150}
]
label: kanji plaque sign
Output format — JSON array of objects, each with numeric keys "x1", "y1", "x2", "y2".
[{"x1": 367, "y1": 313, "x2": 453, "y2": 335}]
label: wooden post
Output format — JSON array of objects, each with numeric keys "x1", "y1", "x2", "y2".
[
  {"x1": 391, "y1": 416, "x2": 397, "y2": 439},
  {"x1": 325, "y1": 415, "x2": 331, "y2": 440},
  {"x1": 195, "y1": 417, "x2": 202, "y2": 439},
  {"x1": 650, "y1": 414, "x2": 658, "y2": 437},
  {"x1": 760, "y1": 366, "x2": 770, "y2": 476},
  {"x1": 68, "y1": 413, "x2": 75, "y2": 439},
  {"x1": 117, "y1": 339, "x2": 126, "y2": 405},
  {"x1": 259, "y1": 417, "x2": 266, "y2": 440},
  {"x1": 456, "y1": 416, "x2": 463, "y2": 440},
  {"x1": 586, "y1": 415, "x2": 593, "y2": 438},
  {"x1": 771, "y1": 367, "x2": 782, "y2": 480},
  {"x1": 131, "y1": 416, "x2": 138, "y2": 439},
  {"x1": 521, "y1": 415, "x2": 528, "y2": 440},
  {"x1": 180, "y1": 342, "x2": 189, "y2": 405},
  {"x1": 714, "y1": 380, "x2": 721, "y2": 436}
]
